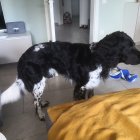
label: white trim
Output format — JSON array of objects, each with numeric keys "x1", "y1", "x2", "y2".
[
  {"x1": 90, "y1": 0, "x2": 100, "y2": 43},
  {"x1": 44, "y1": 0, "x2": 56, "y2": 42},
  {"x1": 44, "y1": 0, "x2": 51, "y2": 41},
  {"x1": 48, "y1": 0, "x2": 56, "y2": 42}
]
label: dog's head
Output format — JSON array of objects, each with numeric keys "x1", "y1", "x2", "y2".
[{"x1": 96, "y1": 31, "x2": 140, "y2": 65}]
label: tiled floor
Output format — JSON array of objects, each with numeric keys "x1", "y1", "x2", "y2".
[{"x1": 0, "y1": 61, "x2": 140, "y2": 140}]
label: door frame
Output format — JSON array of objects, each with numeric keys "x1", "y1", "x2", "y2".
[
  {"x1": 89, "y1": 0, "x2": 100, "y2": 43},
  {"x1": 44, "y1": 0, "x2": 56, "y2": 42},
  {"x1": 44, "y1": 0, "x2": 99, "y2": 43}
]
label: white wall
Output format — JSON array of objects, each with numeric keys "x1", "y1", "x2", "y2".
[
  {"x1": 123, "y1": 2, "x2": 139, "y2": 39},
  {"x1": 90, "y1": 0, "x2": 137, "y2": 43},
  {"x1": 1, "y1": 0, "x2": 47, "y2": 44},
  {"x1": 134, "y1": 3, "x2": 140, "y2": 44},
  {"x1": 98, "y1": 0, "x2": 136, "y2": 40}
]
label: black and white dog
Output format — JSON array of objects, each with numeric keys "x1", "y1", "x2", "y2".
[{"x1": 1, "y1": 31, "x2": 140, "y2": 120}]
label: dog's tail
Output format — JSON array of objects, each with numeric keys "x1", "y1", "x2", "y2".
[{"x1": 0, "y1": 79, "x2": 26, "y2": 106}]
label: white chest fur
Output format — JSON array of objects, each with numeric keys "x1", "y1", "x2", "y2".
[{"x1": 81, "y1": 66, "x2": 102, "y2": 90}]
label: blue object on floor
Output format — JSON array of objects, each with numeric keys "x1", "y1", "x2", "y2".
[
  {"x1": 120, "y1": 69, "x2": 138, "y2": 82},
  {"x1": 109, "y1": 68, "x2": 122, "y2": 79},
  {"x1": 110, "y1": 67, "x2": 138, "y2": 82},
  {"x1": 120, "y1": 69, "x2": 130, "y2": 80},
  {"x1": 127, "y1": 74, "x2": 138, "y2": 82}
]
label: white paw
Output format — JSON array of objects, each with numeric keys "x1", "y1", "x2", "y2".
[{"x1": 38, "y1": 110, "x2": 45, "y2": 121}]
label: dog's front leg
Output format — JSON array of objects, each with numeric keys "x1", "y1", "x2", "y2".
[
  {"x1": 79, "y1": 86, "x2": 94, "y2": 100},
  {"x1": 77, "y1": 67, "x2": 102, "y2": 99},
  {"x1": 74, "y1": 85, "x2": 94, "y2": 100},
  {"x1": 85, "y1": 89, "x2": 94, "y2": 99},
  {"x1": 74, "y1": 84, "x2": 85, "y2": 100}
]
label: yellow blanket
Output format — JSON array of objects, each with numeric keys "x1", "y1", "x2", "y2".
[{"x1": 47, "y1": 88, "x2": 140, "y2": 140}]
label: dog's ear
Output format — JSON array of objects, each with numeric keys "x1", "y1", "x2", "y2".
[
  {"x1": 117, "y1": 32, "x2": 140, "y2": 65},
  {"x1": 96, "y1": 31, "x2": 140, "y2": 65},
  {"x1": 97, "y1": 31, "x2": 135, "y2": 48}
]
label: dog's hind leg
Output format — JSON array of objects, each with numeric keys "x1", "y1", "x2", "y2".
[{"x1": 33, "y1": 77, "x2": 49, "y2": 120}]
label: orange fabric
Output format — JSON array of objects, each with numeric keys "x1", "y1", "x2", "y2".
[{"x1": 47, "y1": 88, "x2": 140, "y2": 140}]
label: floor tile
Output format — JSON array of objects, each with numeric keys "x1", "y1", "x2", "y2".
[
  {"x1": 23, "y1": 132, "x2": 47, "y2": 140},
  {"x1": 47, "y1": 87, "x2": 74, "y2": 106},
  {"x1": 95, "y1": 78, "x2": 127, "y2": 95},
  {"x1": 1, "y1": 112, "x2": 47, "y2": 140},
  {"x1": 47, "y1": 75, "x2": 74, "y2": 92}
]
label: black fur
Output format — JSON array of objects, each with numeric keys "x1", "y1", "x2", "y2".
[
  {"x1": 18, "y1": 42, "x2": 93, "y2": 92},
  {"x1": 17, "y1": 31, "x2": 140, "y2": 99}
]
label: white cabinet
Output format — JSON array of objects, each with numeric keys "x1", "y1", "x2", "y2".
[{"x1": 0, "y1": 32, "x2": 32, "y2": 64}]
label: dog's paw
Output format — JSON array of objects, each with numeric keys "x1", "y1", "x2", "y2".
[
  {"x1": 38, "y1": 110, "x2": 46, "y2": 121},
  {"x1": 34, "y1": 103, "x2": 46, "y2": 121},
  {"x1": 86, "y1": 89, "x2": 94, "y2": 99},
  {"x1": 74, "y1": 87, "x2": 86, "y2": 100},
  {"x1": 39, "y1": 115, "x2": 45, "y2": 121},
  {"x1": 74, "y1": 87, "x2": 94, "y2": 100},
  {"x1": 40, "y1": 100, "x2": 49, "y2": 108}
]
